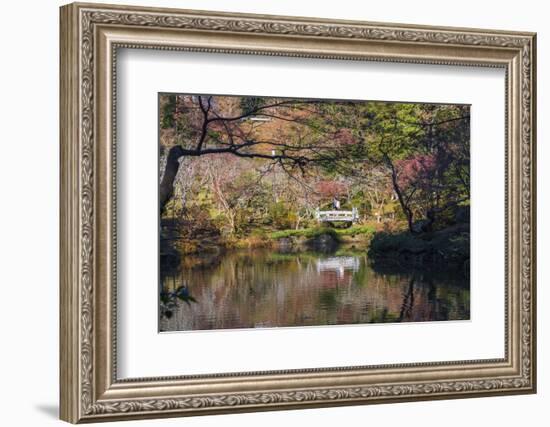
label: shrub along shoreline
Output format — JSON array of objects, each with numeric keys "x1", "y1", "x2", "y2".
[
  {"x1": 368, "y1": 223, "x2": 470, "y2": 275},
  {"x1": 161, "y1": 217, "x2": 469, "y2": 276}
]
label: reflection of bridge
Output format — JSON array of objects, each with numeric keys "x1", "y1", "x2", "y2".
[
  {"x1": 316, "y1": 256, "x2": 361, "y2": 277},
  {"x1": 315, "y1": 207, "x2": 359, "y2": 223}
]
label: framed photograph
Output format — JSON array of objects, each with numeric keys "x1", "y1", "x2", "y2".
[{"x1": 60, "y1": 2, "x2": 537, "y2": 423}]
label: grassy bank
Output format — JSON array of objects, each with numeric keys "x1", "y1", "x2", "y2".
[
  {"x1": 270, "y1": 225, "x2": 376, "y2": 240},
  {"x1": 163, "y1": 218, "x2": 469, "y2": 280},
  {"x1": 166, "y1": 223, "x2": 378, "y2": 255}
]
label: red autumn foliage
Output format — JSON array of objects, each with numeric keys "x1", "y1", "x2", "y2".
[
  {"x1": 315, "y1": 180, "x2": 348, "y2": 198},
  {"x1": 394, "y1": 154, "x2": 438, "y2": 189},
  {"x1": 334, "y1": 128, "x2": 357, "y2": 145}
]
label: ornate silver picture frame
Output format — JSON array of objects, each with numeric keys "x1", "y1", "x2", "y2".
[{"x1": 60, "y1": 2, "x2": 536, "y2": 423}]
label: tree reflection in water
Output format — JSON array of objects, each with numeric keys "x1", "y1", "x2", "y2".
[{"x1": 159, "y1": 248, "x2": 469, "y2": 332}]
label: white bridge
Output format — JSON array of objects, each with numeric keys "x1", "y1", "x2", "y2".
[{"x1": 315, "y1": 207, "x2": 359, "y2": 223}]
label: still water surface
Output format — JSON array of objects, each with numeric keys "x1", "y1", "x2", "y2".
[{"x1": 159, "y1": 248, "x2": 469, "y2": 332}]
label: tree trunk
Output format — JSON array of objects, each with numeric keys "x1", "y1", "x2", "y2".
[
  {"x1": 424, "y1": 208, "x2": 436, "y2": 232},
  {"x1": 396, "y1": 188, "x2": 415, "y2": 233},
  {"x1": 159, "y1": 145, "x2": 184, "y2": 214},
  {"x1": 385, "y1": 156, "x2": 415, "y2": 233}
]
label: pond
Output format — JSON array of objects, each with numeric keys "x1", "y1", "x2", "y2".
[{"x1": 159, "y1": 247, "x2": 470, "y2": 332}]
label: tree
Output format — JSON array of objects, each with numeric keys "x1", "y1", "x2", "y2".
[
  {"x1": 159, "y1": 95, "x2": 470, "y2": 235},
  {"x1": 336, "y1": 102, "x2": 470, "y2": 232},
  {"x1": 159, "y1": 95, "x2": 355, "y2": 214},
  {"x1": 205, "y1": 155, "x2": 267, "y2": 235}
]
